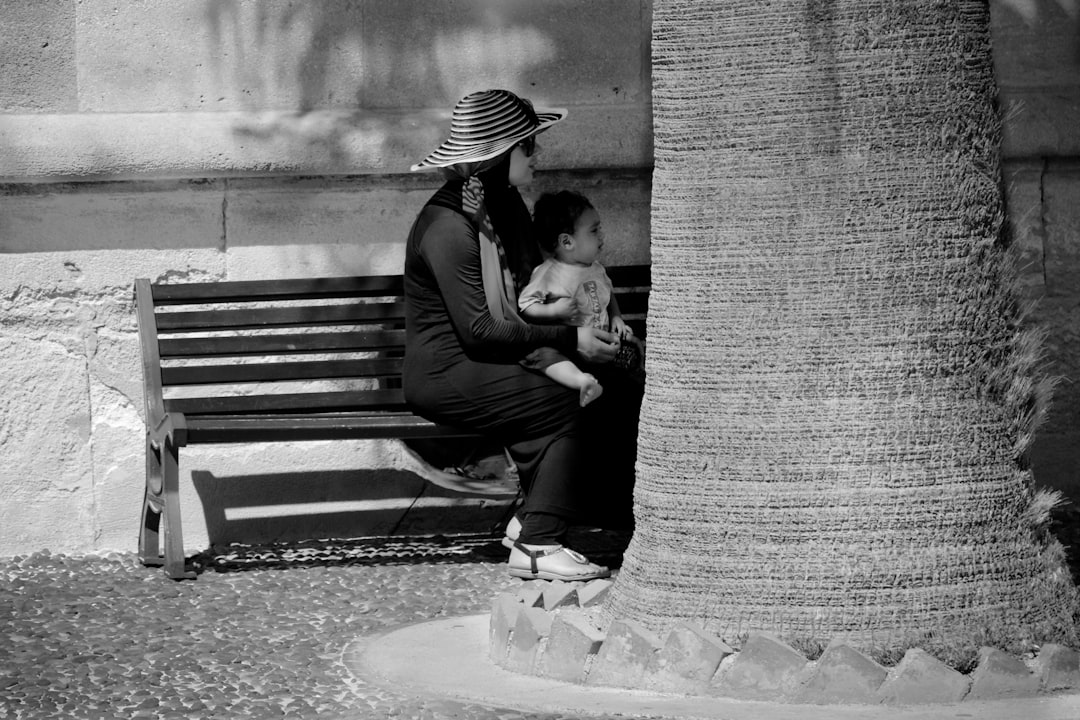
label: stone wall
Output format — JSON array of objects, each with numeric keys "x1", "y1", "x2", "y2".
[{"x1": 1, "y1": 0, "x2": 1078, "y2": 559}]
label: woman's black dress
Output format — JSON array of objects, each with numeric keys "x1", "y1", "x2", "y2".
[{"x1": 402, "y1": 174, "x2": 640, "y2": 530}]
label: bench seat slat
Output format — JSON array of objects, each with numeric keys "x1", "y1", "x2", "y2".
[
  {"x1": 151, "y1": 275, "x2": 404, "y2": 304},
  {"x1": 164, "y1": 389, "x2": 406, "y2": 415},
  {"x1": 156, "y1": 303, "x2": 405, "y2": 332},
  {"x1": 160, "y1": 358, "x2": 403, "y2": 386},
  {"x1": 184, "y1": 413, "x2": 481, "y2": 443},
  {"x1": 158, "y1": 330, "x2": 406, "y2": 358}
]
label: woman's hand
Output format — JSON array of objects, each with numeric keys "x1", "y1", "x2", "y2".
[{"x1": 577, "y1": 326, "x2": 619, "y2": 363}]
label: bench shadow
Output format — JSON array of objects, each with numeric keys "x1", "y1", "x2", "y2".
[{"x1": 190, "y1": 468, "x2": 519, "y2": 573}]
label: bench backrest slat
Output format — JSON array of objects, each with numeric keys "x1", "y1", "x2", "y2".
[
  {"x1": 158, "y1": 330, "x2": 407, "y2": 358},
  {"x1": 155, "y1": 303, "x2": 404, "y2": 332},
  {"x1": 161, "y1": 358, "x2": 403, "y2": 386},
  {"x1": 164, "y1": 389, "x2": 406, "y2": 415},
  {"x1": 150, "y1": 275, "x2": 404, "y2": 304}
]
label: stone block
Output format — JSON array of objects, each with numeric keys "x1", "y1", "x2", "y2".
[
  {"x1": 0, "y1": 334, "x2": 96, "y2": 554},
  {"x1": 990, "y1": 1, "x2": 1080, "y2": 88},
  {"x1": 646, "y1": 622, "x2": 734, "y2": 692},
  {"x1": 999, "y1": 92, "x2": 1080, "y2": 159},
  {"x1": 360, "y1": 0, "x2": 647, "y2": 109},
  {"x1": 876, "y1": 647, "x2": 970, "y2": 705},
  {"x1": 516, "y1": 581, "x2": 548, "y2": 609},
  {"x1": 0, "y1": 181, "x2": 226, "y2": 254},
  {"x1": 0, "y1": 0, "x2": 77, "y2": 112},
  {"x1": 586, "y1": 619, "x2": 662, "y2": 688},
  {"x1": 77, "y1": 0, "x2": 365, "y2": 112},
  {"x1": 536, "y1": 611, "x2": 605, "y2": 683},
  {"x1": 577, "y1": 578, "x2": 614, "y2": 607},
  {"x1": 1034, "y1": 643, "x2": 1080, "y2": 692},
  {"x1": 541, "y1": 582, "x2": 579, "y2": 611},
  {"x1": 505, "y1": 606, "x2": 553, "y2": 674},
  {"x1": 792, "y1": 641, "x2": 887, "y2": 705},
  {"x1": 488, "y1": 593, "x2": 522, "y2": 665},
  {"x1": 967, "y1": 647, "x2": 1041, "y2": 700},
  {"x1": 712, "y1": 632, "x2": 808, "y2": 700}
]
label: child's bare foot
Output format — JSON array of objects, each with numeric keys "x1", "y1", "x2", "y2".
[{"x1": 578, "y1": 374, "x2": 603, "y2": 406}]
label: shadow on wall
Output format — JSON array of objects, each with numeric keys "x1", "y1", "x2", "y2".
[
  {"x1": 200, "y1": 1, "x2": 632, "y2": 171},
  {"x1": 190, "y1": 469, "x2": 515, "y2": 549}
]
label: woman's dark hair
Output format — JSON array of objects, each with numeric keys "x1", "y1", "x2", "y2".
[{"x1": 532, "y1": 190, "x2": 594, "y2": 253}]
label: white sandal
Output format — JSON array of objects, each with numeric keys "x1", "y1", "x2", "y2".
[{"x1": 508, "y1": 542, "x2": 610, "y2": 581}]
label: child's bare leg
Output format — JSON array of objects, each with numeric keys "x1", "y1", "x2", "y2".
[{"x1": 544, "y1": 360, "x2": 604, "y2": 407}]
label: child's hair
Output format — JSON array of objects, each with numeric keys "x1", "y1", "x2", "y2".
[{"x1": 532, "y1": 190, "x2": 594, "y2": 253}]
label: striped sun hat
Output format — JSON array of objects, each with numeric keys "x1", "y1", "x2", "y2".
[{"x1": 410, "y1": 89, "x2": 567, "y2": 171}]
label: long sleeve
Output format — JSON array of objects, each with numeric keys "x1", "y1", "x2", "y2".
[{"x1": 413, "y1": 208, "x2": 576, "y2": 363}]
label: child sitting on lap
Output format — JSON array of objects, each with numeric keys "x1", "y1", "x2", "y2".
[{"x1": 519, "y1": 190, "x2": 640, "y2": 406}]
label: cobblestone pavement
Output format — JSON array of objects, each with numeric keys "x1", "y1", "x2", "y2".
[
  {"x1": 0, "y1": 533, "x2": 642, "y2": 720},
  {"x1": 2, "y1": 509, "x2": 1078, "y2": 720}
]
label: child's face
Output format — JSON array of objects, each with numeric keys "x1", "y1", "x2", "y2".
[{"x1": 558, "y1": 207, "x2": 604, "y2": 266}]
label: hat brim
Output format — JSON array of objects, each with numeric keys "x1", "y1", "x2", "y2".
[{"x1": 410, "y1": 108, "x2": 567, "y2": 171}]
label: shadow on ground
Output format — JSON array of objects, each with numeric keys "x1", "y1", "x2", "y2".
[{"x1": 191, "y1": 528, "x2": 633, "y2": 577}]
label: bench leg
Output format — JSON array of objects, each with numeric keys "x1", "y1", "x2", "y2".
[
  {"x1": 139, "y1": 434, "x2": 165, "y2": 567},
  {"x1": 140, "y1": 434, "x2": 195, "y2": 580},
  {"x1": 161, "y1": 436, "x2": 195, "y2": 580}
]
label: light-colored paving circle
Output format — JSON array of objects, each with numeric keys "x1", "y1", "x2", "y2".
[{"x1": 344, "y1": 614, "x2": 1080, "y2": 720}]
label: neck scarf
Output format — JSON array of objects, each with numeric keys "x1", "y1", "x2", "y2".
[
  {"x1": 430, "y1": 172, "x2": 530, "y2": 327},
  {"x1": 462, "y1": 176, "x2": 526, "y2": 326}
]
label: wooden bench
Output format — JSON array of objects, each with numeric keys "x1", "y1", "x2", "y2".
[{"x1": 135, "y1": 265, "x2": 651, "y2": 579}]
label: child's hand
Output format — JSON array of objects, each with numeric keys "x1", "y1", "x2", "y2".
[
  {"x1": 611, "y1": 316, "x2": 633, "y2": 340},
  {"x1": 546, "y1": 296, "x2": 580, "y2": 323}
]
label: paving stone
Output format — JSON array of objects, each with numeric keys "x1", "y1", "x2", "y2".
[
  {"x1": 488, "y1": 593, "x2": 522, "y2": 665},
  {"x1": 792, "y1": 641, "x2": 887, "y2": 705},
  {"x1": 576, "y1": 578, "x2": 613, "y2": 608},
  {"x1": 586, "y1": 619, "x2": 662, "y2": 688},
  {"x1": 540, "y1": 582, "x2": 579, "y2": 611},
  {"x1": 876, "y1": 647, "x2": 971, "y2": 705},
  {"x1": 712, "y1": 632, "x2": 809, "y2": 700},
  {"x1": 967, "y1": 646, "x2": 1041, "y2": 700},
  {"x1": 505, "y1": 606, "x2": 553, "y2": 674},
  {"x1": 535, "y1": 611, "x2": 605, "y2": 683},
  {"x1": 1034, "y1": 643, "x2": 1080, "y2": 692},
  {"x1": 646, "y1": 622, "x2": 734, "y2": 692}
]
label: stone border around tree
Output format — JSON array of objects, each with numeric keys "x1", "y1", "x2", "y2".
[{"x1": 488, "y1": 579, "x2": 1080, "y2": 705}]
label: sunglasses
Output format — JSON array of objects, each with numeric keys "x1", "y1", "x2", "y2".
[{"x1": 517, "y1": 135, "x2": 537, "y2": 157}]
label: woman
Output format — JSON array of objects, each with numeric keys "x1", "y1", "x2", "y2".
[{"x1": 404, "y1": 89, "x2": 641, "y2": 581}]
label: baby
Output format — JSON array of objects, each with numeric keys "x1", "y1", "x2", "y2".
[{"x1": 519, "y1": 190, "x2": 636, "y2": 406}]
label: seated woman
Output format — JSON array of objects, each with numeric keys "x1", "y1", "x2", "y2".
[{"x1": 403, "y1": 89, "x2": 642, "y2": 581}]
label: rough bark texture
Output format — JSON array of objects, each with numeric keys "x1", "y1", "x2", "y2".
[{"x1": 605, "y1": 0, "x2": 1078, "y2": 667}]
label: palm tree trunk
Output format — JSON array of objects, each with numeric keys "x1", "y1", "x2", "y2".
[{"x1": 605, "y1": 0, "x2": 1078, "y2": 666}]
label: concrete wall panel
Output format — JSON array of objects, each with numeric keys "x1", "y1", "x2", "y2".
[
  {"x1": 0, "y1": 0, "x2": 77, "y2": 112},
  {"x1": 1, "y1": 181, "x2": 225, "y2": 252},
  {"x1": 74, "y1": 0, "x2": 646, "y2": 113},
  {"x1": 76, "y1": 0, "x2": 366, "y2": 113},
  {"x1": 0, "y1": 105, "x2": 653, "y2": 181},
  {"x1": 361, "y1": 0, "x2": 647, "y2": 108},
  {"x1": 0, "y1": 335, "x2": 96, "y2": 554},
  {"x1": 991, "y1": 0, "x2": 1080, "y2": 88},
  {"x1": 1044, "y1": 165, "x2": 1080, "y2": 297}
]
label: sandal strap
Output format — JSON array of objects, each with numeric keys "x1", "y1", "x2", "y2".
[{"x1": 513, "y1": 542, "x2": 564, "y2": 575}]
